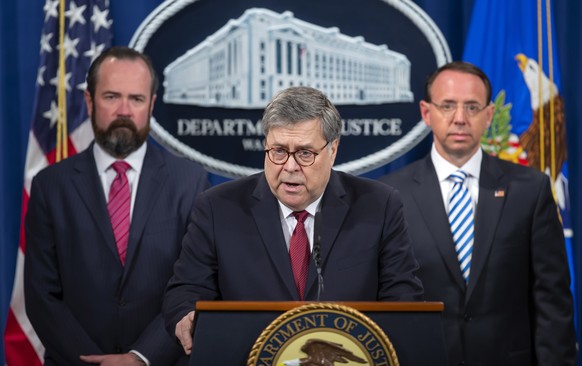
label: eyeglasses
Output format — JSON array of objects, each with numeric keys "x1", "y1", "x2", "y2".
[
  {"x1": 430, "y1": 102, "x2": 487, "y2": 118},
  {"x1": 265, "y1": 142, "x2": 329, "y2": 167}
]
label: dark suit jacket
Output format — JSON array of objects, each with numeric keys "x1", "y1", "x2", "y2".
[
  {"x1": 24, "y1": 142, "x2": 208, "y2": 365},
  {"x1": 163, "y1": 170, "x2": 423, "y2": 331},
  {"x1": 380, "y1": 153, "x2": 576, "y2": 366}
]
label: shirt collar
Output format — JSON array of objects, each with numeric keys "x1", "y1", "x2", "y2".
[
  {"x1": 431, "y1": 144, "x2": 482, "y2": 183},
  {"x1": 93, "y1": 141, "x2": 147, "y2": 174},
  {"x1": 279, "y1": 195, "x2": 323, "y2": 219}
]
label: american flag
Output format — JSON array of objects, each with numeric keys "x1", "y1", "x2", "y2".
[{"x1": 3, "y1": 0, "x2": 112, "y2": 364}]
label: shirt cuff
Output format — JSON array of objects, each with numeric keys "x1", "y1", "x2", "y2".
[{"x1": 129, "y1": 350, "x2": 150, "y2": 365}]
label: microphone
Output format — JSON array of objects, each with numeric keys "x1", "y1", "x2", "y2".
[{"x1": 313, "y1": 210, "x2": 324, "y2": 301}]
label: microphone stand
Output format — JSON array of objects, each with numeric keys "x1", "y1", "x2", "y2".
[{"x1": 313, "y1": 210, "x2": 324, "y2": 301}]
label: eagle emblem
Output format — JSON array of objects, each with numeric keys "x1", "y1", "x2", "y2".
[
  {"x1": 248, "y1": 303, "x2": 399, "y2": 366},
  {"x1": 280, "y1": 339, "x2": 367, "y2": 366},
  {"x1": 481, "y1": 53, "x2": 567, "y2": 177},
  {"x1": 515, "y1": 53, "x2": 567, "y2": 176}
]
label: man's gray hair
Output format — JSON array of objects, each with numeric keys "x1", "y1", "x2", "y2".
[{"x1": 262, "y1": 86, "x2": 342, "y2": 143}]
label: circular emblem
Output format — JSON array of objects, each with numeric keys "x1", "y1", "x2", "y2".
[
  {"x1": 130, "y1": 0, "x2": 450, "y2": 177},
  {"x1": 247, "y1": 303, "x2": 398, "y2": 366}
]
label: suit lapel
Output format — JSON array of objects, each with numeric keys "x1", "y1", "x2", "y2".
[
  {"x1": 304, "y1": 171, "x2": 349, "y2": 299},
  {"x1": 122, "y1": 144, "x2": 167, "y2": 280},
  {"x1": 71, "y1": 146, "x2": 120, "y2": 261},
  {"x1": 250, "y1": 175, "x2": 299, "y2": 299},
  {"x1": 413, "y1": 157, "x2": 466, "y2": 289},
  {"x1": 466, "y1": 153, "x2": 506, "y2": 300}
]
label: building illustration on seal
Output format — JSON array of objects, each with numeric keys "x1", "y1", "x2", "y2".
[{"x1": 163, "y1": 8, "x2": 413, "y2": 109}]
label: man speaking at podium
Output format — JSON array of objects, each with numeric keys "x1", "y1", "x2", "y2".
[{"x1": 163, "y1": 86, "x2": 424, "y2": 355}]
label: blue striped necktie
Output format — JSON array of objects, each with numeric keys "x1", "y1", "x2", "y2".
[{"x1": 448, "y1": 170, "x2": 474, "y2": 283}]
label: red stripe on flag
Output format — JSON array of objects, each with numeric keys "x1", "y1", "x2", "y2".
[
  {"x1": 44, "y1": 137, "x2": 80, "y2": 166},
  {"x1": 18, "y1": 191, "x2": 29, "y2": 253},
  {"x1": 4, "y1": 310, "x2": 43, "y2": 366},
  {"x1": 4, "y1": 189, "x2": 43, "y2": 365}
]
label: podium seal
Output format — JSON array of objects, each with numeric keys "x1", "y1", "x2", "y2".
[{"x1": 247, "y1": 303, "x2": 399, "y2": 366}]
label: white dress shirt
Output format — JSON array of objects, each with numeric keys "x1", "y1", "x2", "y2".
[
  {"x1": 430, "y1": 144, "x2": 481, "y2": 214},
  {"x1": 278, "y1": 196, "x2": 323, "y2": 252},
  {"x1": 93, "y1": 142, "x2": 147, "y2": 220}
]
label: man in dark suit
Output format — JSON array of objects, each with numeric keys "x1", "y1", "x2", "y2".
[
  {"x1": 381, "y1": 61, "x2": 576, "y2": 365},
  {"x1": 24, "y1": 46, "x2": 208, "y2": 365},
  {"x1": 164, "y1": 86, "x2": 424, "y2": 355}
]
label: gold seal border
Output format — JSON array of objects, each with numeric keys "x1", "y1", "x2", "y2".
[{"x1": 247, "y1": 303, "x2": 399, "y2": 366}]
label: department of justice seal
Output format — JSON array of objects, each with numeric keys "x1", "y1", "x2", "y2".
[
  {"x1": 130, "y1": 0, "x2": 450, "y2": 178},
  {"x1": 247, "y1": 303, "x2": 398, "y2": 366}
]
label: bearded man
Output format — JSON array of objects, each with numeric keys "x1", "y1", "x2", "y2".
[{"x1": 24, "y1": 46, "x2": 208, "y2": 366}]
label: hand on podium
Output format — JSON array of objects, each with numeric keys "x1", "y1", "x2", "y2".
[
  {"x1": 175, "y1": 311, "x2": 195, "y2": 355},
  {"x1": 79, "y1": 353, "x2": 145, "y2": 365}
]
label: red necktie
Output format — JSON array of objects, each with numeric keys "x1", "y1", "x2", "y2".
[
  {"x1": 290, "y1": 211, "x2": 310, "y2": 300},
  {"x1": 108, "y1": 161, "x2": 131, "y2": 265}
]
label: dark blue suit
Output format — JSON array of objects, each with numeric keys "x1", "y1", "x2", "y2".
[
  {"x1": 381, "y1": 153, "x2": 576, "y2": 366},
  {"x1": 163, "y1": 170, "x2": 423, "y2": 332},
  {"x1": 24, "y1": 142, "x2": 208, "y2": 365}
]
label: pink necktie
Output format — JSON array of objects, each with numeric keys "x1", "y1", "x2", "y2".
[
  {"x1": 290, "y1": 211, "x2": 310, "y2": 300},
  {"x1": 108, "y1": 161, "x2": 131, "y2": 265}
]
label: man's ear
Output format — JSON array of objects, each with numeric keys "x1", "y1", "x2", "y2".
[
  {"x1": 84, "y1": 90, "x2": 93, "y2": 118},
  {"x1": 150, "y1": 94, "x2": 157, "y2": 114},
  {"x1": 419, "y1": 100, "x2": 431, "y2": 127},
  {"x1": 485, "y1": 103, "x2": 495, "y2": 128}
]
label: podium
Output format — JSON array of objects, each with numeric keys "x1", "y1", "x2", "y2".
[{"x1": 190, "y1": 301, "x2": 447, "y2": 365}]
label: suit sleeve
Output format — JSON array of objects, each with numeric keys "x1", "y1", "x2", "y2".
[
  {"x1": 24, "y1": 176, "x2": 103, "y2": 365},
  {"x1": 377, "y1": 187, "x2": 424, "y2": 301},
  {"x1": 530, "y1": 176, "x2": 577, "y2": 365},
  {"x1": 163, "y1": 191, "x2": 219, "y2": 336},
  {"x1": 129, "y1": 314, "x2": 184, "y2": 365}
]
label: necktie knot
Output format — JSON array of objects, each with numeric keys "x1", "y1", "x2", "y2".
[
  {"x1": 450, "y1": 170, "x2": 468, "y2": 184},
  {"x1": 293, "y1": 210, "x2": 309, "y2": 224},
  {"x1": 111, "y1": 161, "x2": 131, "y2": 175}
]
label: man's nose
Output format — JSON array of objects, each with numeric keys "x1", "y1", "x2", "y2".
[
  {"x1": 452, "y1": 105, "x2": 468, "y2": 123},
  {"x1": 283, "y1": 153, "x2": 301, "y2": 171},
  {"x1": 116, "y1": 98, "x2": 132, "y2": 116}
]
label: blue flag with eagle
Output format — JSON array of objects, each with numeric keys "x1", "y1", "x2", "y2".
[{"x1": 462, "y1": 0, "x2": 576, "y2": 324}]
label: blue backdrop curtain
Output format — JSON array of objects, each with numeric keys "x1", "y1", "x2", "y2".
[{"x1": 1, "y1": 0, "x2": 581, "y2": 363}]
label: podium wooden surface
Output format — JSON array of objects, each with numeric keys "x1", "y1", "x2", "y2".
[
  {"x1": 195, "y1": 300, "x2": 444, "y2": 311},
  {"x1": 190, "y1": 301, "x2": 447, "y2": 365}
]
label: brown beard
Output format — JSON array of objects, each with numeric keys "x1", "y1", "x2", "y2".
[{"x1": 93, "y1": 116, "x2": 150, "y2": 158}]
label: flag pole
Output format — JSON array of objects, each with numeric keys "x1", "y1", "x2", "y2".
[
  {"x1": 545, "y1": 0, "x2": 557, "y2": 182},
  {"x1": 57, "y1": 0, "x2": 68, "y2": 162},
  {"x1": 536, "y1": 0, "x2": 545, "y2": 174}
]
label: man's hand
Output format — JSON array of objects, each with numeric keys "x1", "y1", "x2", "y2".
[
  {"x1": 79, "y1": 353, "x2": 144, "y2": 365},
  {"x1": 175, "y1": 310, "x2": 195, "y2": 355}
]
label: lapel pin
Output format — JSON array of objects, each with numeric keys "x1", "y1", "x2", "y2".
[{"x1": 494, "y1": 189, "x2": 505, "y2": 198}]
